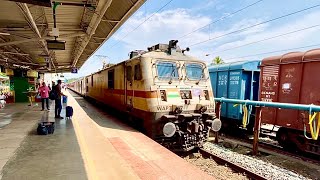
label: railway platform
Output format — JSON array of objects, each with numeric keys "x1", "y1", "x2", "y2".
[
  {"x1": 0, "y1": 102, "x2": 46, "y2": 177},
  {"x1": 0, "y1": 91, "x2": 213, "y2": 180}
]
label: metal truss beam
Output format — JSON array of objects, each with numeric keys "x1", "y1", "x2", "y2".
[{"x1": 71, "y1": 0, "x2": 113, "y2": 67}]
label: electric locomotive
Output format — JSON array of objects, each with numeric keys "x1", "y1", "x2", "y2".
[{"x1": 69, "y1": 40, "x2": 221, "y2": 151}]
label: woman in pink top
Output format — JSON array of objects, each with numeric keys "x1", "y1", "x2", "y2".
[{"x1": 38, "y1": 82, "x2": 50, "y2": 111}]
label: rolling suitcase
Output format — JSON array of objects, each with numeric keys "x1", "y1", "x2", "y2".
[{"x1": 66, "y1": 106, "x2": 73, "y2": 119}]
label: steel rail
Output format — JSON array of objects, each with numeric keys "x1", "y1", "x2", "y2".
[{"x1": 199, "y1": 148, "x2": 267, "y2": 180}]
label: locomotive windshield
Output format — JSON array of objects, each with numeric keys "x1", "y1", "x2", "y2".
[
  {"x1": 185, "y1": 63, "x2": 204, "y2": 80},
  {"x1": 156, "y1": 61, "x2": 179, "y2": 80}
]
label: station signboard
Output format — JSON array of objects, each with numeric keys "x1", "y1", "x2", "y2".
[
  {"x1": 71, "y1": 68, "x2": 78, "y2": 74},
  {"x1": 47, "y1": 40, "x2": 66, "y2": 50}
]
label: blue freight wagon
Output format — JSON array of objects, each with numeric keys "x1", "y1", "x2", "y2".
[{"x1": 209, "y1": 60, "x2": 261, "y2": 129}]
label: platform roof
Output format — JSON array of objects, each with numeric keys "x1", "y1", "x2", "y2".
[{"x1": 0, "y1": 0, "x2": 145, "y2": 73}]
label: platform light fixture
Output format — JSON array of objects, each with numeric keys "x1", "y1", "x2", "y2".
[{"x1": 46, "y1": 40, "x2": 66, "y2": 50}]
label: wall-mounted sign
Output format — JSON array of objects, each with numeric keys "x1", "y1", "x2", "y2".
[
  {"x1": 5, "y1": 69, "x2": 14, "y2": 76},
  {"x1": 27, "y1": 70, "x2": 38, "y2": 78},
  {"x1": 71, "y1": 68, "x2": 78, "y2": 74}
]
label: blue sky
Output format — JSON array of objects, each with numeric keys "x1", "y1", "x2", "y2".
[{"x1": 64, "y1": 0, "x2": 320, "y2": 78}]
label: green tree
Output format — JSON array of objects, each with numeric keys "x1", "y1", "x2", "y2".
[{"x1": 211, "y1": 56, "x2": 224, "y2": 65}]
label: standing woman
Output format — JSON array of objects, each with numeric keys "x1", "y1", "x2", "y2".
[{"x1": 38, "y1": 82, "x2": 50, "y2": 111}]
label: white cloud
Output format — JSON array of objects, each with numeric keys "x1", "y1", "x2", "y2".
[
  {"x1": 207, "y1": 10, "x2": 320, "y2": 62},
  {"x1": 111, "y1": 8, "x2": 212, "y2": 53},
  {"x1": 108, "y1": 8, "x2": 271, "y2": 61},
  {"x1": 66, "y1": 5, "x2": 320, "y2": 79}
]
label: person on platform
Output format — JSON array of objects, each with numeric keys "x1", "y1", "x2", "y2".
[
  {"x1": 0, "y1": 92, "x2": 6, "y2": 108},
  {"x1": 38, "y1": 82, "x2": 50, "y2": 111},
  {"x1": 55, "y1": 80, "x2": 67, "y2": 119}
]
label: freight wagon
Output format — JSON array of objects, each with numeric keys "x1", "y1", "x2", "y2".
[
  {"x1": 209, "y1": 49, "x2": 320, "y2": 155},
  {"x1": 209, "y1": 60, "x2": 260, "y2": 131},
  {"x1": 260, "y1": 49, "x2": 320, "y2": 155}
]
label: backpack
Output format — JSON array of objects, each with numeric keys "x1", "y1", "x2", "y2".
[
  {"x1": 49, "y1": 85, "x2": 58, "y2": 100},
  {"x1": 37, "y1": 122, "x2": 55, "y2": 135}
]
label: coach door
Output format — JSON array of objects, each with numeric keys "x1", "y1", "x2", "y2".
[{"x1": 125, "y1": 63, "x2": 134, "y2": 111}]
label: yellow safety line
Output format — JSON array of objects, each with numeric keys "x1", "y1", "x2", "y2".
[{"x1": 68, "y1": 92, "x2": 99, "y2": 180}]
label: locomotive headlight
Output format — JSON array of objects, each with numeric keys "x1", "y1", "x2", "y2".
[
  {"x1": 163, "y1": 122, "x2": 176, "y2": 137},
  {"x1": 160, "y1": 90, "x2": 167, "y2": 101},
  {"x1": 203, "y1": 90, "x2": 209, "y2": 100},
  {"x1": 211, "y1": 118, "x2": 222, "y2": 132}
]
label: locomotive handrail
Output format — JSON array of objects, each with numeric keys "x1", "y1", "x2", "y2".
[{"x1": 215, "y1": 98, "x2": 320, "y2": 111}]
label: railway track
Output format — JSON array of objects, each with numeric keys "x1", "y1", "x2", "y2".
[
  {"x1": 198, "y1": 148, "x2": 266, "y2": 180},
  {"x1": 220, "y1": 135, "x2": 320, "y2": 165}
]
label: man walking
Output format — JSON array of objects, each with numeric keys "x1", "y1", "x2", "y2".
[
  {"x1": 55, "y1": 80, "x2": 67, "y2": 119},
  {"x1": 38, "y1": 82, "x2": 50, "y2": 111}
]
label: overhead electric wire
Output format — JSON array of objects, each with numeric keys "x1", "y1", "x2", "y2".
[
  {"x1": 188, "y1": 4, "x2": 320, "y2": 47},
  {"x1": 108, "y1": 0, "x2": 174, "y2": 49},
  {"x1": 214, "y1": 24, "x2": 320, "y2": 54},
  {"x1": 178, "y1": 0, "x2": 264, "y2": 39},
  {"x1": 223, "y1": 43, "x2": 320, "y2": 61}
]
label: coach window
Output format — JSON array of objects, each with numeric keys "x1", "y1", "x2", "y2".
[
  {"x1": 91, "y1": 75, "x2": 93, "y2": 86},
  {"x1": 134, "y1": 64, "x2": 142, "y2": 80},
  {"x1": 126, "y1": 66, "x2": 132, "y2": 81},
  {"x1": 108, "y1": 70, "x2": 114, "y2": 89}
]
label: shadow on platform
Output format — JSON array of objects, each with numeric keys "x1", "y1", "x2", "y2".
[{"x1": 70, "y1": 91, "x2": 137, "y2": 133}]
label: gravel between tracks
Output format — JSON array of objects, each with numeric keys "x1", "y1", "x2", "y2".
[
  {"x1": 203, "y1": 142, "x2": 310, "y2": 180},
  {"x1": 184, "y1": 153, "x2": 248, "y2": 180}
]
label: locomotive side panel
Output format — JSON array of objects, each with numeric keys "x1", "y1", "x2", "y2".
[{"x1": 125, "y1": 58, "x2": 150, "y2": 113}]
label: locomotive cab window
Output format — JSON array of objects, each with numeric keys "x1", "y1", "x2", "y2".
[
  {"x1": 108, "y1": 70, "x2": 114, "y2": 89},
  {"x1": 156, "y1": 61, "x2": 179, "y2": 80},
  {"x1": 126, "y1": 66, "x2": 132, "y2": 81},
  {"x1": 185, "y1": 63, "x2": 204, "y2": 80},
  {"x1": 134, "y1": 64, "x2": 142, "y2": 80}
]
